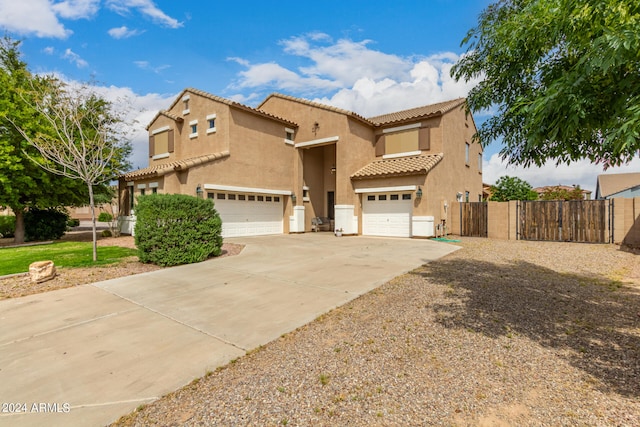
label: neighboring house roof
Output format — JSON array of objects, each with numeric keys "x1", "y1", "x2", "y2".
[
  {"x1": 122, "y1": 151, "x2": 230, "y2": 180},
  {"x1": 351, "y1": 153, "x2": 444, "y2": 180},
  {"x1": 367, "y1": 98, "x2": 466, "y2": 126},
  {"x1": 533, "y1": 185, "x2": 592, "y2": 197},
  {"x1": 258, "y1": 93, "x2": 374, "y2": 126},
  {"x1": 596, "y1": 172, "x2": 640, "y2": 198},
  {"x1": 147, "y1": 88, "x2": 297, "y2": 130}
]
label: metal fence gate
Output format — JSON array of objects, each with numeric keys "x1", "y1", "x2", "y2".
[
  {"x1": 517, "y1": 200, "x2": 611, "y2": 243},
  {"x1": 459, "y1": 202, "x2": 488, "y2": 237}
]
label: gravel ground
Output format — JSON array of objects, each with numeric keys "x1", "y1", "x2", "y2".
[
  {"x1": 109, "y1": 238, "x2": 640, "y2": 427},
  {"x1": 0, "y1": 232, "x2": 244, "y2": 299}
]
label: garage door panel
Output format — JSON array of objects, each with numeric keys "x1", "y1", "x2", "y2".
[
  {"x1": 362, "y1": 193, "x2": 412, "y2": 238},
  {"x1": 214, "y1": 196, "x2": 283, "y2": 237}
]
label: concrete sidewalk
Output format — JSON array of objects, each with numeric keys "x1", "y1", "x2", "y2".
[{"x1": 0, "y1": 234, "x2": 458, "y2": 426}]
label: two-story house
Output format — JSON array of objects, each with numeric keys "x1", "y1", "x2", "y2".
[{"x1": 119, "y1": 88, "x2": 482, "y2": 238}]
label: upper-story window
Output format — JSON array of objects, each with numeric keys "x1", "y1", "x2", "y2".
[
  {"x1": 377, "y1": 123, "x2": 429, "y2": 158},
  {"x1": 149, "y1": 126, "x2": 174, "y2": 159},
  {"x1": 189, "y1": 120, "x2": 198, "y2": 139},
  {"x1": 206, "y1": 114, "x2": 217, "y2": 134},
  {"x1": 465, "y1": 143, "x2": 470, "y2": 165},
  {"x1": 182, "y1": 95, "x2": 190, "y2": 115},
  {"x1": 285, "y1": 127, "x2": 295, "y2": 144}
]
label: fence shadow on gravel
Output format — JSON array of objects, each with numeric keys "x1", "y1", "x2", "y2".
[{"x1": 416, "y1": 259, "x2": 640, "y2": 398}]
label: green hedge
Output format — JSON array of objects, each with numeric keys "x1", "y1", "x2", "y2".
[
  {"x1": 25, "y1": 207, "x2": 69, "y2": 241},
  {"x1": 0, "y1": 215, "x2": 16, "y2": 238},
  {"x1": 134, "y1": 194, "x2": 223, "y2": 267},
  {"x1": 98, "y1": 212, "x2": 113, "y2": 222}
]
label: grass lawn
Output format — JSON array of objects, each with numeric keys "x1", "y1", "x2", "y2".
[{"x1": 0, "y1": 242, "x2": 138, "y2": 276}]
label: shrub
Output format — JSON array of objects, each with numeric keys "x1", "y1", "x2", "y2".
[
  {"x1": 0, "y1": 215, "x2": 16, "y2": 238},
  {"x1": 98, "y1": 212, "x2": 113, "y2": 222},
  {"x1": 67, "y1": 218, "x2": 80, "y2": 227},
  {"x1": 101, "y1": 229, "x2": 112, "y2": 237},
  {"x1": 24, "y1": 207, "x2": 69, "y2": 241},
  {"x1": 134, "y1": 194, "x2": 223, "y2": 267}
]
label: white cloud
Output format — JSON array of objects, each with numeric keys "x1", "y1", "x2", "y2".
[
  {"x1": 51, "y1": 0, "x2": 100, "y2": 19},
  {"x1": 482, "y1": 152, "x2": 640, "y2": 194},
  {"x1": 0, "y1": 0, "x2": 72, "y2": 38},
  {"x1": 108, "y1": 25, "x2": 143, "y2": 39},
  {"x1": 105, "y1": 0, "x2": 182, "y2": 29},
  {"x1": 231, "y1": 35, "x2": 482, "y2": 116},
  {"x1": 62, "y1": 48, "x2": 88, "y2": 68},
  {"x1": 134, "y1": 60, "x2": 170, "y2": 74}
]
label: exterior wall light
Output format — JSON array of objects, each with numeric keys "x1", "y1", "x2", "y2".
[
  {"x1": 196, "y1": 184, "x2": 203, "y2": 198},
  {"x1": 416, "y1": 187, "x2": 423, "y2": 198},
  {"x1": 291, "y1": 193, "x2": 297, "y2": 203}
]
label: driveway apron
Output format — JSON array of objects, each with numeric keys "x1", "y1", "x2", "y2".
[{"x1": 0, "y1": 234, "x2": 458, "y2": 426}]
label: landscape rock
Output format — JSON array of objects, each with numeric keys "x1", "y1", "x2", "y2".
[{"x1": 29, "y1": 260, "x2": 56, "y2": 284}]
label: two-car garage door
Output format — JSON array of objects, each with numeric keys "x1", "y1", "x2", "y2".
[
  {"x1": 209, "y1": 192, "x2": 283, "y2": 238},
  {"x1": 362, "y1": 193, "x2": 413, "y2": 237}
]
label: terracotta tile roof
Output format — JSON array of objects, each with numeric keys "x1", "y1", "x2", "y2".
[
  {"x1": 368, "y1": 98, "x2": 466, "y2": 126},
  {"x1": 258, "y1": 93, "x2": 374, "y2": 126},
  {"x1": 596, "y1": 172, "x2": 640, "y2": 198},
  {"x1": 121, "y1": 151, "x2": 230, "y2": 180},
  {"x1": 351, "y1": 153, "x2": 443, "y2": 180},
  {"x1": 147, "y1": 88, "x2": 297, "y2": 130}
]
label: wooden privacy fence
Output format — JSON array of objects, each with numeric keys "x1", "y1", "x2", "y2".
[
  {"x1": 517, "y1": 200, "x2": 610, "y2": 243},
  {"x1": 457, "y1": 200, "x2": 612, "y2": 243},
  {"x1": 459, "y1": 202, "x2": 488, "y2": 237}
]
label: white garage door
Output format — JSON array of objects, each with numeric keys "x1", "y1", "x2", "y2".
[
  {"x1": 210, "y1": 193, "x2": 283, "y2": 238},
  {"x1": 362, "y1": 193, "x2": 412, "y2": 237}
]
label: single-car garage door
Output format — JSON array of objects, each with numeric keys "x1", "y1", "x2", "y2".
[
  {"x1": 209, "y1": 192, "x2": 283, "y2": 237},
  {"x1": 362, "y1": 193, "x2": 412, "y2": 237}
]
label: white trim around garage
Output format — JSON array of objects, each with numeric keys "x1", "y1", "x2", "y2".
[
  {"x1": 355, "y1": 185, "x2": 417, "y2": 194},
  {"x1": 203, "y1": 184, "x2": 293, "y2": 196}
]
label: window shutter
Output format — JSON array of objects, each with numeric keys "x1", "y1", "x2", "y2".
[
  {"x1": 168, "y1": 129, "x2": 175, "y2": 153},
  {"x1": 375, "y1": 135, "x2": 385, "y2": 156},
  {"x1": 148, "y1": 135, "x2": 155, "y2": 157},
  {"x1": 419, "y1": 127, "x2": 430, "y2": 150}
]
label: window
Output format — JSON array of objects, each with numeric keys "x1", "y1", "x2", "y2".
[
  {"x1": 238, "y1": 194, "x2": 246, "y2": 201},
  {"x1": 191, "y1": 124, "x2": 197, "y2": 134},
  {"x1": 379, "y1": 195, "x2": 387, "y2": 201},
  {"x1": 402, "y1": 194, "x2": 412, "y2": 200},
  {"x1": 217, "y1": 193, "x2": 226, "y2": 200},
  {"x1": 303, "y1": 187, "x2": 310, "y2": 202},
  {"x1": 206, "y1": 114, "x2": 217, "y2": 134},
  {"x1": 248, "y1": 195, "x2": 255, "y2": 201},
  {"x1": 182, "y1": 95, "x2": 190, "y2": 115},
  {"x1": 285, "y1": 127, "x2": 295, "y2": 143},
  {"x1": 367, "y1": 195, "x2": 375, "y2": 201},
  {"x1": 266, "y1": 196, "x2": 272, "y2": 202},
  {"x1": 152, "y1": 187, "x2": 157, "y2": 194},
  {"x1": 385, "y1": 130, "x2": 419, "y2": 155},
  {"x1": 207, "y1": 192, "x2": 214, "y2": 199},
  {"x1": 390, "y1": 194, "x2": 399, "y2": 200},
  {"x1": 257, "y1": 195, "x2": 264, "y2": 201},
  {"x1": 150, "y1": 127, "x2": 174, "y2": 158},
  {"x1": 274, "y1": 196, "x2": 280, "y2": 202},
  {"x1": 228, "y1": 194, "x2": 236, "y2": 200},
  {"x1": 189, "y1": 120, "x2": 198, "y2": 139},
  {"x1": 465, "y1": 143, "x2": 470, "y2": 164}
]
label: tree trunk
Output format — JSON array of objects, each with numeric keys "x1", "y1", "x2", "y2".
[
  {"x1": 88, "y1": 183, "x2": 97, "y2": 262},
  {"x1": 13, "y1": 208, "x2": 25, "y2": 244}
]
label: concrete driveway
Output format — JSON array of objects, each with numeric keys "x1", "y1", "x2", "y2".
[{"x1": 0, "y1": 233, "x2": 458, "y2": 426}]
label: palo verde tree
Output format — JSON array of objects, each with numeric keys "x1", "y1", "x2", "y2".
[
  {"x1": 13, "y1": 78, "x2": 132, "y2": 261},
  {"x1": 451, "y1": 0, "x2": 640, "y2": 167},
  {"x1": 489, "y1": 176, "x2": 538, "y2": 202},
  {"x1": 0, "y1": 36, "x2": 88, "y2": 244}
]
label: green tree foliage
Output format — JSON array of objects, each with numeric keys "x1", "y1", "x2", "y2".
[
  {"x1": 134, "y1": 194, "x2": 223, "y2": 267},
  {"x1": 539, "y1": 186, "x2": 585, "y2": 201},
  {"x1": 489, "y1": 176, "x2": 538, "y2": 201},
  {"x1": 11, "y1": 68, "x2": 132, "y2": 261},
  {"x1": 0, "y1": 37, "x2": 89, "y2": 243},
  {"x1": 451, "y1": 0, "x2": 640, "y2": 167}
]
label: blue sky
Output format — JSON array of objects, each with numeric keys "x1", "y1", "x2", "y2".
[{"x1": 1, "y1": 0, "x2": 637, "y2": 192}]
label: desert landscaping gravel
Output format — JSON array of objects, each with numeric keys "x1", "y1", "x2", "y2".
[{"x1": 105, "y1": 238, "x2": 640, "y2": 427}]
